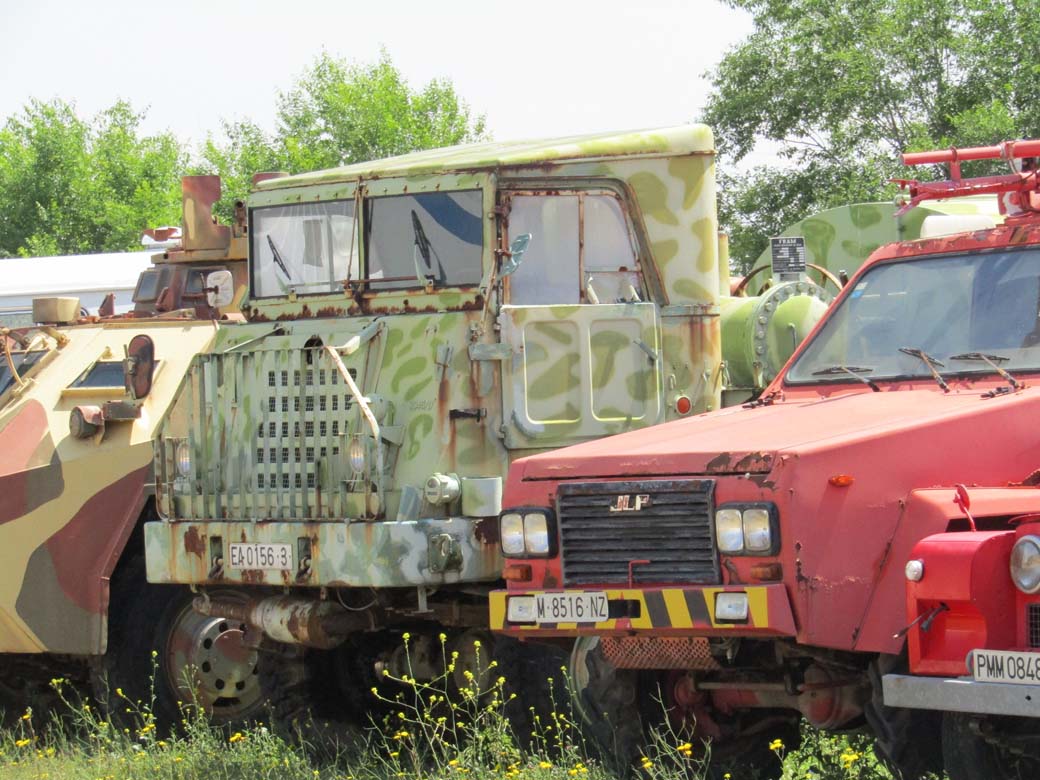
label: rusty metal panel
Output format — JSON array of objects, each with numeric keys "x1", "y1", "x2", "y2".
[{"x1": 600, "y1": 636, "x2": 721, "y2": 670}]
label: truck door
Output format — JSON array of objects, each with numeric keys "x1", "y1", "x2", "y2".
[{"x1": 498, "y1": 190, "x2": 663, "y2": 449}]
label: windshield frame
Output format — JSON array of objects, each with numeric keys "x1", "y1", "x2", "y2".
[
  {"x1": 246, "y1": 176, "x2": 494, "y2": 308},
  {"x1": 783, "y1": 245, "x2": 1040, "y2": 388}
]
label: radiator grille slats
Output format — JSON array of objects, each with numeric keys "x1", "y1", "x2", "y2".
[
  {"x1": 1029, "y1": 603, "x2": 1040, "y2": 649},
  {"x1": 557, "y1": 479, "x2": 718, "y2": 586}
]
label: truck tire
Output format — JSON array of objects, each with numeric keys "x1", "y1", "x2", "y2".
[
  {"x1": 863, "y1": 656, "x2": 943, "y2": 779},
  {"x1": 942, "y1": 711, "x2": 1040, "y2": 780},
  {"x1": 493, "y1": 636, "x2": 571, "y2": 751},
  {"x1": 257, "y1": 642, "x2": 362, "y2": 757},
  {"x1": 94, "y1": 557, "x2": 265, "y2": 730},
  {"x1": 568, "y1": 637, "x2": 645, "y2": 772}
]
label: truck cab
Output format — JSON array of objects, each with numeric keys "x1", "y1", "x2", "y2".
[{"x1": 490, "y1": 140, "x2": 1040, "y2": 776}]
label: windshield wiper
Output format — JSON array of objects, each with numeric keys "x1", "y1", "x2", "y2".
[
  {"x1": 810, "y1": 365, "x2": 881, "y2": 392},
  {"x1": 899, "y1": 347, "x2": 950, "y2": 392},
  {"x1": 267, "y1": 235, "x2": 293, "y2": 281},
  {"x1": 949, "y1": 352, "x2": 1022, "y2": 390}
]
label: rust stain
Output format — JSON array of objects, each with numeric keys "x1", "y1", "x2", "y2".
[
  {"x1": 183, "y1": 526, "x2": 206, "y2": 557},
  {"x1": 473, "y1": 516, "x2": 499, "y2": 545},
  {"x1": 704, "y1": 453, "x2": 732, "y2": 473}
]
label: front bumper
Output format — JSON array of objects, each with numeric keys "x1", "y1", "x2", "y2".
[
  {"x1": 883, "y1": 673, "x2": 1040, "y2": 719},
  {"x1": 490, "y1": 585, "x2": 796, "y2": 638},
  {"x1": 145, "y1": 517, "x2": 501, "y2": 588}
]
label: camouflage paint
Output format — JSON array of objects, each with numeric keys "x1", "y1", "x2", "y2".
[
  {"x1": 0, "y1": 176, "x2": 247, "y2": 656},
  {"x1": 148, "y1": 127, "x2": 727, "y2": 591},
  {"x1": 0, "y1": 321, "x2": 221, "y2": 653}
]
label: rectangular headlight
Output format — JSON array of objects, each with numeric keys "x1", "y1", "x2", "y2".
[
  {"x1": 715, "y1": 503, "x2": 778, "y2": 555},
  {"x1": 714, "y1": 592, "x2": 749, "y2": 622},
  {"x1": 500, "y1": 512, "x2": 525, "y2": 556},
  {"x1": 742, "y1": 508, "x2": 772, "y2": 552},
  {"x1": 715, "y1": 508, "x2": 744, "y2": 553},
  {"x1": 499, "y1": 508, "x2": 555, "y2": 557},
  {"x1": 506, "y1": 595, "x2": 536, "y2": 623},
  {"x1": 524, "y1": 512, "x2": 550, "y2": 554}
]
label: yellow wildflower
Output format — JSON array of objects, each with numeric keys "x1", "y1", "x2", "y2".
[
  {"x1": 15, "y1": 739, "x2": 30, "y2": 748},
  {"x1": 228, "y1": 732, "x2": 246, "y2": 744},
  {"x1": 769, "y1": 738, "x2": 785, "y2": 751},
  {"x1": 539, "y1": 761, "x2": 553, "y2": 769}
]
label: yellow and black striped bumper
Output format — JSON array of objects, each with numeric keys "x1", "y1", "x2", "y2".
[{"x1": 489, "y1": 585, "x2": 796, "y2": 638}]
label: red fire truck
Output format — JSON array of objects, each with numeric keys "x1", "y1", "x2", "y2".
[
  {"x1": 489, "y1": 140, "x2": 1040, "y2": 779},
  {"x1": 882, "y1": 484, "x2": 1039, "y2": 779}
]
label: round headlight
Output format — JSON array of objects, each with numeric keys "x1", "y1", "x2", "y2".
[
  {"x1": 348, "y1": 438, "x2": 367, "y2": 475},
  {"x1": 501, "y1": 513, "x2": 525, "y2": 556},
  {"x1": 715, "y1": 509, "x2": 744, "y2": 553},
  {"x1": 175, "y1": 441, "x2": 192, "y2": 476},
  {"x1": 1010, "y1": 535, "x2": 1040, "y2": 594},
  {"x1": 905, "y1": 559, "x2": 925, "y2": 582}
]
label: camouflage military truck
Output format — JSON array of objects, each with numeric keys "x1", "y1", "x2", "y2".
[
  {"x1": 0, "y1": 175, "x2": 250, "y2": 723},
  {"x1": 142, "y1": 126, "x2": 849, "y2": 729}
]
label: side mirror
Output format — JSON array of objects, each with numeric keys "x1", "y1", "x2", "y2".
[
  {"x1": 124, "y1": 334, "x2": 156, "y2": 400},
  {"x1": 499, "y1": 233, "x2": 532, "y2": 278},
  {"x1": 206, "y1": 270, "x2": 235, "y2": 308}
]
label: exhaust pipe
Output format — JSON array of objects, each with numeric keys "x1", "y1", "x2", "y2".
[{"x1": 193, "y1": 594, "x2": 374, "y2": 649}]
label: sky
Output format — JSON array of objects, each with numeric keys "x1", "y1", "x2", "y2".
[{"x1": 0, "y1": 0, "x2": 755, "y2": 151}]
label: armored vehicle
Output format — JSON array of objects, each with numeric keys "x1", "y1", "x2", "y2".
[
  {"x1": 0, "y1": 175, "x2": 249, "y2": 721},
  {"x1": 490, "y1": 140, "x2": 1040, "y2": 777},
  {"x1": 143, "y1": 127, "x2": 851, "y2": 727}
]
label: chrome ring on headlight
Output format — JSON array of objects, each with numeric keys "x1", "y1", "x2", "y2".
[{"x1": 1010, "y1": 535, "x2": 1040, "y2": 594}]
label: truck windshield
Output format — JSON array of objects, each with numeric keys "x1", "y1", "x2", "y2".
[
  {"x1": 251, "y1": 200, "x2": 358, "y2": 298},
  {"x1": 787, "y1": 248, "x2": 1040, "y2": 384}
]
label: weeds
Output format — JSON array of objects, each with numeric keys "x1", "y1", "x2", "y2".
[{"x1": 0, "y1": 639, "x2": 927, "y2": 780}]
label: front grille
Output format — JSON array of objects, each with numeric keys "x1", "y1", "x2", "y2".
[
  {"x1": 557, "y1": 479, "x2": 718, "y2": 586},
  {"x1": 1030, "y1": 603, "x2": 1040, "y2": 648}
]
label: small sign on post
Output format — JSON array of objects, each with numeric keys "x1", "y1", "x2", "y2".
[{"x1": 770, "y1": 236, "x2": 807, "y2": 282}]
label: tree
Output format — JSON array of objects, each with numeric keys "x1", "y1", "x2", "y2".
[
  {"x1": 0, "y1": 99, "x2": 185, "y2": 258},
  {"x1": 703, "y1": 0, "x2": 1040, "y2": 270},
  {"x1": 201, "y1": 51, "x2": 488, "y2": 221}
]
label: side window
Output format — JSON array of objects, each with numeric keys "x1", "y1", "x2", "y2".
[
  {"x1": 506, "y1": 192, "x2": 641, "y2": 305},
  {"x1": 364, "y1": 190, "x2": 484, "y2": 290},
  {"x1": 133, "y1": 267, "x2": 173, "y2": 303}
]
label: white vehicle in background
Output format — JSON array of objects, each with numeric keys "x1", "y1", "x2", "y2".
[{"x1": 0, "y1": 250, "x2": 158, "y2": 327}]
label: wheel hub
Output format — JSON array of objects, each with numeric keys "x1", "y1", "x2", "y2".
[{"x1": 165, "y1": 607, "x2": 262, "y2": 721}]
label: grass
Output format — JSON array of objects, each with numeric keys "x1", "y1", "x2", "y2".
[{"x1": 0, "y1": 641, "x2": 920, "y2": 780}]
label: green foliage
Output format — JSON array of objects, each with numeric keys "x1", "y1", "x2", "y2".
[
  {"x1": 0, "y1": 99, "x2": 185, "y2": 258},
  {"x1": 0, "y1": 654, "x2": 935, "y2": 780},
  {"x1": 705, "y1": 0, "x2": 1040, "y2": 270},
  {"x1": 0, "y1": 52, "x2": 486, "y2": 256},
  {"x1": 199, "y1": 50, "x2": 488, "y2": 222}
]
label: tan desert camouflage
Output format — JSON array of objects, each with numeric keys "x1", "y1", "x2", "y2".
[{"x1": 0, "y1": 176, "x2": 250, "y2": 720}]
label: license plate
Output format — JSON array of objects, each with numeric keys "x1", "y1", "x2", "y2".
[
  {"x1": 227, "y1": 543, "x2": 293, "y2": 571},
  {"x1": 534, "y1": 592, "x2": 608, "y2": 624},
  {"x1": 972, "y1": 649, "x2": 1040, "y2": 685}
]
